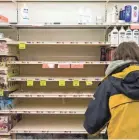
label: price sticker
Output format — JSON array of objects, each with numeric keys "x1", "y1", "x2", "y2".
[
  {"x1": 59, "y1": 80, "x2": 65, "y2": 86},
  {"x1": 73, "y1": 80, "x2": 80, "y2": 86},
  {"x1": 27, "y1": 80, "x2": 34, "y2": 87},
  {"x1": 19, "y1": 43, "x2": 26, "y2": 49},
  {"x1": 0, "y1": 89, "x2": 4, "y2": 96},
  {"x1": 40, "y1": 80, "x2": 46, "y2": 86},
  {"x1": 86, "y1": 81, "x2": 93, "y2": 86}
]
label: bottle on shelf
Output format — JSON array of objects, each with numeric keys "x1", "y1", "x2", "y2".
[
  {"x1": 131, "y1": 5, "x2": 139, "y2": 23},
  {"x1": 125, "y1": 27, "x2": 133, "y2": 42},
  {"x1": 125, "y1": 5, "x2": 132, "y2": 23},
  {"x1": 109, "y1": 26, "x2": 119, "y2": 46},
  {"x1": 112, "y1": 5, "x2": 119, "y2": 23},
  {"x1": 119, "y1": 26, "x2": 126, "y2": 44},
  {"x1": 133, "y1": 30, "x2": 139, "y2": 45},
  {"x1": 20, "y1": 3, "x2": 29, "y2": 23}
]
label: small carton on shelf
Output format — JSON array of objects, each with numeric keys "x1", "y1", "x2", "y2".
[
  {"x1": 71, "y1": 64, "x2": 84, "y2": 68},
  {"x1": 0, "y1": 114, "x2": 21, "y2": 135},
  {"x1": 0, "y1": 15, "x2": 8, "y2": 23},
  {"x1": 106, "y1": 49, "x2": 116, "y2": 61},
  {"x1": 0, "y1": 115, "x2": 12, "y2": 133},
  {"x1": 42, "y1": 64, "x2": 55, "y2": 68},
  {"x1": 0, "y1": 41, "x2": 17, "y2": 55},
  {"x1": 0, "y1": 99, "x2": 14, "y2": 110},
  {"x1": 58, "y1": 64, "x2": 70, "y2": 68}
]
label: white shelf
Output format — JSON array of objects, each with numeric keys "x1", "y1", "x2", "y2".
[
  {"x1": 9, "y1": 91, "x2": 94, "y2": 98},
  {"x1": 11, "y1": 116, "x2": 86, "y2": 134},
  {"x1": 7, "y1": 61, "x2": 110, "y2": 65},
  {"x1": 7, "y1": 41, "x2": 110, "y2": 46},
  {"x1": 12, "y1": 24, "x2": 109, "y2": 29},
  {"x1": 8, "y1": 76, "x2": 104, "y2": 81},
  {"x1": 0, "y1": 23, "x2": 135, "y2": 30},
  {"x1": 10, "y1": 116, "x2": 106, "y2": 134},
  {"x1": 0, "y1": 99, "x2": 90, "y2": 114},
  {"x1": 12, "y1": 23, "x2": 134, "y2": 29}
]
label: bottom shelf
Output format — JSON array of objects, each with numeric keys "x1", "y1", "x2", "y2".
[{"x1": 11, "y1": 115, "x2": 106, "y2": 134}]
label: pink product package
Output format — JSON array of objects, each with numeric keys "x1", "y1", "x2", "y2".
[
  {"x1": 0, "y1": 115, "x2": 12, "y2": 133},
  {"x1": 42, "y1": 64, "x2": 55, "y2": 68},
  {"x1": 0, "y1": 42, "x2": 8, "y2": 53},
  {"x1": 71, "y1": 64, "x2": 84, "y2": 68},
  {"x1": 58, "y1": 64, "x2": 70, "y2": 68}
]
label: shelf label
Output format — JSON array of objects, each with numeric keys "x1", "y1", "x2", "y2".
[
  {"x1": 19, "y1": 43, "x2": 26, "y2": 49},
  {"x1": 27, "y1": 80, "x2": 34, "y2": 86},
  {"x1": 86, "y1": 81, "x2": 93, "y2": 86},
  {"x1": 59, "y1": 80, "x2": 65, "y2": 86},
  {"x1": 73, "y1": 80, "x2": 80, "y2": 86},
  {"x1": 0, "y1": 89, "x2": 4, "y2": 96},
  {"x1": 40, "y1": 80, "x2": 46, "y2": 86}
]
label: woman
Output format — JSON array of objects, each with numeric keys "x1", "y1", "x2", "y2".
[{"x1": 84, "y1": 42, "x2": 139, "y2": 139}]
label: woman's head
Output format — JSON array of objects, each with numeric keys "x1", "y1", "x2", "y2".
[{"x1": 113, "y1": 42, "x2": 139, "y2": 62}]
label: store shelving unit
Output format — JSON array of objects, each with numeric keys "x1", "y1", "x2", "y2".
[
  {"x1": 9, "y1": 91, "x2": 94, "y2": 98},
  {"x1": 0, "y1": 0, "x2": 138, "y2": 139}
]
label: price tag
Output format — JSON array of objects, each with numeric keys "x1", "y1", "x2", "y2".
[
  {"x1": 19, "y1": 43, "x2": 26, "y2": 49},
  {"x1": 86, "y1": 81, "x2": 93, "y2": 86},
  {"x1": 40, "y1": 80, "x2": 46, "y2": 86},
  {"x1": 73, "y1": 80, "x2": 79, "y2": 86},
  {"x1": 0, "y1": 89, "x2": 4, "y2": 96},
  {"x1": 27, "y1": 80, "x2": 34, "y2": 86},
  {"x1": 59, "y1": 80, "x2": 65, "y2": 86}
]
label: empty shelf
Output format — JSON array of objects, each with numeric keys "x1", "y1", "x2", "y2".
[{"x1": 9, "y1": 91, "x2": 94, "y2": 98}]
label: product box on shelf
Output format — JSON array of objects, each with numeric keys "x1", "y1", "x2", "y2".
[
  {"x1": 0, "y1": 115, "x2": 12, "y2": 133},
  {"x1": 42, "y1": 64, "x2": 55, "y2": 68},
  {"x1": 100, "y1": 48, "x2": 106, "y2": 61},
  {"x1": 0, "y1": 114, "x2": 21, "y2": 135},
  {"x1": 106, "y1": 49, "x2": 116, "y2": 61},
  {"x1": 0, "y1": 99, "x2": 14, "y2": 110},
  {"x1": 0, "y1": 41, "x2": 17, "y2": 55},
  {"x1": 58, "y1": 64, "x2": 70, "y2": 68},
  {"x1": 0, "y1": 15, "x2": 8, "y2": 23},
  {"x1": 71, "y1": 64, "x2": 84, "y2": 68}
]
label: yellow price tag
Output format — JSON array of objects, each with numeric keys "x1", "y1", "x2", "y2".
[
  {"x1": 86, "y1": 81, "x2": 93, "y2": 86},
  {"x1": 19, "y1": 43, "x2": 26, "y2": 49},
  {"x1": 73, "y1": 80, "x2": 80, "y2": 86},
  {"x1": 40, "y1": 80, "x2": 46, "y2": 86},
  {"x1": 59, "y1": 80, "x2": 65, "y2": 86},
  {"x1": 0, "y1": 89, "x2": 4, "y2": 96},
  {"x1": 27, "y1": 80, "x2": 34, "y2": 87}
]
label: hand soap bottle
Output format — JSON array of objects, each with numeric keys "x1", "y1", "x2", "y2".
[
  {"x1": 119, "y1": 26, "x2": 126, "y2": 44},
  {"x1": 110, "y1": 26, "x2": 119, "y2": 46},
  {"x1": 131, "y1": 5, "x2": 139, "y2": 23},
  {"x1": 125, "y1": 27, "x2": 133, "y2": 42},
  {"x1": 20, "y1": 3, "x2": 29, "y2": 23},
  {"x1": 133, "y1": 30, "x2": 139, "y2": 45},
  {"x1": 125, "y1": 5, "x2": 132, "y2": 22}
]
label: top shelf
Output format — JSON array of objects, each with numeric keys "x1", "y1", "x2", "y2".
[{"x1": 0, "y1": 23, "x2": 135, "y2": 29}]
